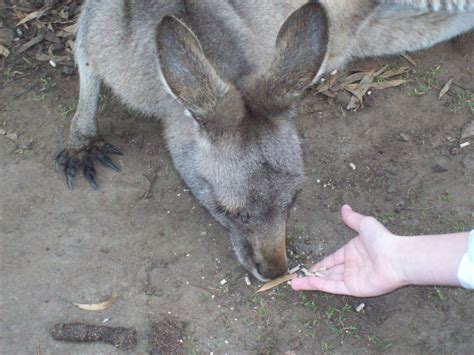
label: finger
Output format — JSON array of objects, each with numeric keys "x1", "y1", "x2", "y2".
[
  {"x1": 341, "y1": 205, "x2": 367, "y2": 232},
  {"x1": 291, "y1": 277, "x2": 350, "y2": 295},
  {"x1": 310, "y1": 245, "x2": 345, "y2": 271}
]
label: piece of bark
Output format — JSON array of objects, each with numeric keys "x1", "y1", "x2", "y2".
[{"x1": 51, "y1": 323, "x2": 137, "y2": 350}]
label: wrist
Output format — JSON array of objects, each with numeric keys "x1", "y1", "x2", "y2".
[
  {"x1": 388, "y1": 235, "x2": 411, "y2": 288},
  {"x1": 392, "y1": 232, "x2": 469, "y2": 287}
]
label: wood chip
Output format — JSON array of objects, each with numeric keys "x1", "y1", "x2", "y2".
[
  {"x1": 438, "y1": 78, "x2": 453, "y2": 99},
  {"x1": 355, "y1": 303, "x2": 365, "y2": 312},
  {"x1": 73, "y1": 289, "x2": 117, "y2": 311},
  {"x1": 16, "y1": 33, "x2": 45, "y2": 54}
]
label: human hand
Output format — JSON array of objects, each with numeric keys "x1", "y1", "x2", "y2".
[{"x1": 291, "y1": 205, "x2": 407, "y2": 297}]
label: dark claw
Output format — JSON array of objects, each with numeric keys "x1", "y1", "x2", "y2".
[
  {"x1": 95, "y1": 151, "x2": 121, "y2": 172},
  {"x1": 64, "y1": 157, "x2": 81, "y2": 190},
  {"x1": 55, "y1": 150, "x2": 68, "y2": 169},
  {"x1": 101, "y1": 143, "x2": 123, "y2": 156},
  {"x1": 83, "y1": 159, "x2": 98, "y2": 190},
  {"x1": 55, "y1": 141, "x2": 122, "y2": 190}
]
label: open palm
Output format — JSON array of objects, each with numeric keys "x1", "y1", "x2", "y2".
[{"x1": 291, "y1": 205, "x2": 405, "y2": 297}]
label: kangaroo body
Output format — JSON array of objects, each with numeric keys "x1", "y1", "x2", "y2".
[{"x1": 58, "y1": 0, "x2": 473, "y2": 280}]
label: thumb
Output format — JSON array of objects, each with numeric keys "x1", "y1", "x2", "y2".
[{"x1": 340, "y1": 205, "x2": 367, "y2": 232}]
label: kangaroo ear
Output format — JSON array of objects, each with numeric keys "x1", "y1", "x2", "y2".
[
  {"x1": 156, "y1": 16, "x2": 244, "y2": 131},
  {"x1": 263, "y1": 2, "x2": 328, "y2": 103}
]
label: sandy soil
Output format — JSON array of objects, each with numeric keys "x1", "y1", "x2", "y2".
[{"x1": 1, "y1": 7, "x2": 473, "y2": 354}]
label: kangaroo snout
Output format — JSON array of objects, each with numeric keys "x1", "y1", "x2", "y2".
[{"x1": 258, "y1": 246, "x2": 288, "y2": 280}]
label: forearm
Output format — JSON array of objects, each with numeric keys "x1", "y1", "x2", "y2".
[{"x1": 395, "y1": 232, "x2": 470, "y2": 287}]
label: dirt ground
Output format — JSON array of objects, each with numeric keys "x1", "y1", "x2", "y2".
[{"x1": 1, "y1": 6, "x2": 474, "y2": 354}]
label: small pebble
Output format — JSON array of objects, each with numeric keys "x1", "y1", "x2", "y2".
[
  {"x1": 462, "y1": 154, "x2": 474, "y2": 170},
  {"x1": 6, "y1": 132, "x2": 17, "y2": 141},
  {"x1": 244, "y1": 275, "x2": 251, "y2": 286},
  {"x1": 432, "y1": 164, "x2": 447, "y2": 173},
  {"x1": 0, "y1": 28, "x2": 14, "y2": 46},
  {"x1": 62, "y1": 65, "x2": 75, "y2": 75},
  {"x1": 220, "y1": 279, "x2": 227, "y2": 286},
  {"x1": 399, "y1": 133, "x2": 411, "y2": 142}
]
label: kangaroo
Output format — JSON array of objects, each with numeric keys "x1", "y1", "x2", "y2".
[{"x1": 56, "y1": 0, "x2": 473, "y2": 281}]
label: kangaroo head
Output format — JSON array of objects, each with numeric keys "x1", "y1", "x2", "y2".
[{"x1": 156, "y1": 3, "x2": 328, "y2": 281}]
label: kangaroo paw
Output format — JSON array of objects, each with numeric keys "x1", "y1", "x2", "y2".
[{"x1": 55, "y1": 141, "x2": 123, "y2": 190}]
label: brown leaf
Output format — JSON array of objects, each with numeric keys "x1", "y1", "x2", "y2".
[
  {"x1": 73, "y1": 289, "x2": 118, "y2": 311},
  {"x1": 438, "y1": 78, "x2": 453, "y2": 99},
  {"x1": 256, "y1": 274, "x2": 296, "y2": 293}
]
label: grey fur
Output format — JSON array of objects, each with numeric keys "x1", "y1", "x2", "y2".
[
  {"x1": 63, "y1": 0, "x2": 472, "y2": 280},
  {"x1": 318, "y1": 0, "x2": 474, "y2": 75}
]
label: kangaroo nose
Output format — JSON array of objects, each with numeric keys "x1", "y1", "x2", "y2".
[{"x1": 258, "y1": 245, "x2": 288, "y2": 279}]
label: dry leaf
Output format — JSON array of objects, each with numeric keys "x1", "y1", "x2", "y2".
[
  {"x1": 438, "y1": 78, "x2": 453, "y2": 99},
  {"x1": 379, "y1": 66, "x2": 410, "y2": 79},
  {"x1": 73, "y1": 289, "x2": 117, "y2": 311},
  {"x1": 330, "y1": 72, "x2": 367, "y2": 92},
  {"x1": 346, "y1": 70, "x2": 376, "y2": 110},
  {"x1": 371, "y1": 79, "x2": 406, "y2": 90},
  {"x1": 57, "y1": 24, "x2": 77, "y2": 38},
  {"x1": 16, "y1": 8, "x2": 49, "y2": 27},
  {"x1": 0, "y1": 45, "x2": 10, "y2": 58},
  {"x1": 256, "y1": 274, "x2": 296, "y2": 293},
  {"x1": 401, "y1": 53, "x2": 417, "y2": 66},
  {"x1": 374, "y1": 65, "x2": 388, "y2": 77}
]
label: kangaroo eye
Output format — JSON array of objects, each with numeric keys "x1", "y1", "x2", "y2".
[{"x1": 236, "y1": 211, "x2": 251, "y2": 224}]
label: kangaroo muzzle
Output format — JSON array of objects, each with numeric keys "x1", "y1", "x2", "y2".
[{"x1": 257, "y1": 240, "x2": 288, "y2": 280}]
